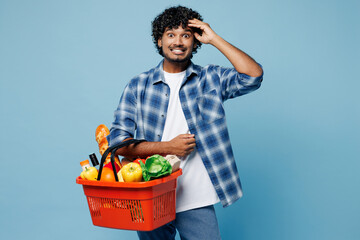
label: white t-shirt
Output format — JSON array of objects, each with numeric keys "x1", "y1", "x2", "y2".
[{"x1": 161, "y1": 70, "x2": 219, "y2": 213}]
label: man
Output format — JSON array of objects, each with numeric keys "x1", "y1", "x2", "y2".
[{"x1": 108, "y1": 5, "x2": 263, "y2": 240}]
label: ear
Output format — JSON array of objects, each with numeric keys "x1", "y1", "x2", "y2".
[{"x1": 158, "y1": 38, "x2": 162, "y2": 48}]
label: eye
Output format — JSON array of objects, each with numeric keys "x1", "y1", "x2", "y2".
[
  {"x1": 167, "y1": 33, "x2": 174, "y2": 37},
  {"x1": 183, "y1": 34, "x2": 190, "y2": 38}
]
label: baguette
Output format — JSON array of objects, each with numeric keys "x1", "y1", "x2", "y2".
[
  {"x1": 95, "y1": 124, "x2": 122, "y2": 168},
  {"x1": 95, "y1": 124, "x2": 110, "y2": 144}
]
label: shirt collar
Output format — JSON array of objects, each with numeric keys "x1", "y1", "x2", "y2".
[{"x1": 152, "y1": 60, "x2": 200, "y2": 85}]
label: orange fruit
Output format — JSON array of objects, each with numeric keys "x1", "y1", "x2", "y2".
[{"x1": 100, "y1": 167, "x2": 116, "y2": 182}]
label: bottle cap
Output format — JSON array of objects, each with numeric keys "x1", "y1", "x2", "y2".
[
  {"x1": 80, "y1": 159, "x2": 90, "y2": 167},
  {"x1": 89, "y1": 153, "x2": 99, "y2": 166}
]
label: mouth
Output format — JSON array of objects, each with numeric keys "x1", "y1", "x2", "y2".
[{"x1": 170, "y1": 48, "x2": 186, "y2": 55}]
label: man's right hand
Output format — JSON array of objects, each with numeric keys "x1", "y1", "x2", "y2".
[{"x1": 167, "y1": 134, "x2": 196, "y2": 158}]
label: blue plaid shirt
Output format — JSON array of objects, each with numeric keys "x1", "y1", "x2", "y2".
[{"x1": 108, "y1": 60, "x2": 263, "y2": 207}]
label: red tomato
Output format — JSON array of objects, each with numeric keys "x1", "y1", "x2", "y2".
[{"x1": 134, "y1": 158, "x2": 146, "y2": 165}]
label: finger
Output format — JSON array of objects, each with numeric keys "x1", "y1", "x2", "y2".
[
  {"x1": 186, "y1": 146, "x2": 195, "y2": 154},
  {"x1": 181, "y1": 134, "x2": 195, "y2": 138},
  {"x1": 194, "y1": 32, "x2": 201, "y2": 40},
  {"x1": 189, "y1": 24, "x2": 207, "y2": 32},
  {"x1": 188, "y1": 20, "x2": 205, "y2": 27},
  {"x1": 184, "y1": 135, "x2": 196, "y2": 140},
  {"x1": 188, "y1": 18, "x2": 202, "y2": 24},
  {"x1": 188, "y1": 19, "x2": 207, "y2": 26},
  {"x1": 185, "y1": 139, "x2": 196, "y2": 145},
  {"x1": 187, "y1": 22, "x2": 202, "y2": 28},
  {"x1": 188, "y1": 143, "x2": 196, "y2": 148}
]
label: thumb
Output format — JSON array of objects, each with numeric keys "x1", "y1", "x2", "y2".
[{"x1": 194, "y1": 32, "x2": 201, "y2": 40}]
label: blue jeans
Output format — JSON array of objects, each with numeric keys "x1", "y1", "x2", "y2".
[{"x1": 137, "y1": 205, "x2": 221, "y2": 240}]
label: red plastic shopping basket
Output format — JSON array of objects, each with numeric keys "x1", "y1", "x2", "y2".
[
  {"x1": 76, "y1": 169, "x2": 181, "y2": 231},
  {"x1": 76, "y1": 139, "x2": 182, "y2": 231}
]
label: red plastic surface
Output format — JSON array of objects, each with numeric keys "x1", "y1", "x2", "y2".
[{"x1": 76, "y1": 169, "x2": 182, "y2": 231}]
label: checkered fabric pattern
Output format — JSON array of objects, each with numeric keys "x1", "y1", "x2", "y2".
[{"x1": 108, "y1": 60, "x2": 263, "y2": 207}]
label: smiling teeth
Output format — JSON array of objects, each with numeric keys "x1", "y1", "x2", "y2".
[{"x1": 172, "y1": 49, "x2": 184, "y2": 53}]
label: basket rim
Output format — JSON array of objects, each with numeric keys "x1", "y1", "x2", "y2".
[{"x1": 76, "y1": 168, "x2": 182, "y2": 188}]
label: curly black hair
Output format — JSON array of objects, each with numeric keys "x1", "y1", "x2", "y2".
[{"x1": 151, "y1": 6, "x2": 203, "y2": 56}]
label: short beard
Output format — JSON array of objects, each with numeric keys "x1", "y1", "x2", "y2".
[
  {"x1": 163, "y1": 49, "x2": 193, "y2": 63},
  {"x1": 165, "y1": 55, "x2": 192, "y2": 63}
]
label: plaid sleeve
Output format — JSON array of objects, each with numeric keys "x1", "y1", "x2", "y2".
[
  {"x1": 107, "y1": 79, "x2": 138, "y2": 147},
  {"x1": 216, "y1": 64, "x2": 264, "y2": 101}
]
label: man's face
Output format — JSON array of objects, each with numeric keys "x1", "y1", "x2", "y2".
[{"x1": 158, "y1": 25, "x2": 196, "y2": 64}]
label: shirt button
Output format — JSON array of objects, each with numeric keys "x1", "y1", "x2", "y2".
[
  {"x1": 165, "y1": 93, "x2": 168, "y2": 97},
  {"x1": 161, "y1": 114, "x2": 164, "y2": 117}
]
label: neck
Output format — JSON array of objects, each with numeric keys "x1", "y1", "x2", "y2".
[{"x1": 162, "y1": 59, "x2": 190, "y2": 73}]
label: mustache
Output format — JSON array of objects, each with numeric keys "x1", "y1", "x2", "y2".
[{"x1": 169, "y1": 45, "x2": 187, "y2": 51}]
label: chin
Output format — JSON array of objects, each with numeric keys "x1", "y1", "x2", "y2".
[{"x1": 164, "y1": 54, "x2": 193, "y2": 63}]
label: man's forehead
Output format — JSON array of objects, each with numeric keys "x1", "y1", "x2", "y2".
[{"x1": 164, "y1": 24, "x2": 193, "y2": 32}]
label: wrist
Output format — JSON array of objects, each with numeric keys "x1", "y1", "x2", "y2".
[
  {"x1": 209, "y1": 34, "x2": 222, "y2": 47},
  {"x1": 161, "y1": 141, "x2": 172, "y2": 156}
]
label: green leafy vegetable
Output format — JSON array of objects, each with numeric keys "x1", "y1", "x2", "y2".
[{"x1": 140, "y1": 154, "x2": 172, "y2": 181}]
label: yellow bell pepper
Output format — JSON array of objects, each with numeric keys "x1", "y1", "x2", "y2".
[
  {"x1": 121, "y1": 162, "x2": 142, "y2": 182},
  {"x1": 117, "y1": 170, "x2": 125, "y2": 182},
  {"x1": 80, "y1": 166, "x2": 98, "y2": 181}
]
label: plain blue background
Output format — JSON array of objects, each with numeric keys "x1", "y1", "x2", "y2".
[{"x1": 0, "y1": 0, "x2": 359, "y2": 239}]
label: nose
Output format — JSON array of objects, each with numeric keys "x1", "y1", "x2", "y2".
[{"x1": 174, "y1": 35, "x2": 183, "y2": 46}]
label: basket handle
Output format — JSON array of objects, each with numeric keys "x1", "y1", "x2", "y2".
[{"x1": 97, "y1": 139, "x2": 147, "y2": 181}]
